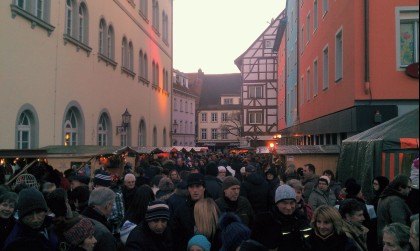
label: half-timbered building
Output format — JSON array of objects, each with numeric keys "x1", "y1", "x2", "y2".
[{"x1": 235, "y1": 11, "x2": 286, "y2": 147}]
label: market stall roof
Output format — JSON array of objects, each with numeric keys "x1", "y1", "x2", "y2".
[
  {"x1": 39, "y1": 145, "x2": 139, "y2": 157},
  {"x1": 0, "y1": 149, "x2": 48, "y2": 158}
]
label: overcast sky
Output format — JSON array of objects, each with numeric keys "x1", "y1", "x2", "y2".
[{"x1": 173, "y1": 0, "x2": 287, "y2": 74}]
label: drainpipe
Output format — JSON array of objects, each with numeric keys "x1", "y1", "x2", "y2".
[{"x1": 364, "y1": 0, "x2": 371, "y2": 95}]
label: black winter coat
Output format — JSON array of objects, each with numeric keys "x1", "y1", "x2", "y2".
[
  {"x1": 240, "y1": 172, "x2": 271, "y2": 213},
  {"x1": 251, "y1": 207, "x2": 311, "y2": 251},
  {"x1": 308, "y1": 230, "x2": 359, "y2": 251},
  {"x1": 170, "y1": 196, "x2": 196, "y2": 251},
  {"x1": 124, "y1": 221, "x2": 174, "y2": 251},
  {"x1": 204, "y1": 175, "x2": 223, "y2": 200}
]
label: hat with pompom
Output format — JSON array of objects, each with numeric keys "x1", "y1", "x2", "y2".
[{"x1": 219, "y1": 213, "x2": 251, "y2": 251}]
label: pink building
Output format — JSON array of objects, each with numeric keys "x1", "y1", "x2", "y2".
[{"x1": 278, "y1": 0, "x2": 418, "y2": 145}]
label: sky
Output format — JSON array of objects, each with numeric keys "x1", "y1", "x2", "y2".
[{"x1": 173, "y1": 0, "x2": 287, "y2": 74}]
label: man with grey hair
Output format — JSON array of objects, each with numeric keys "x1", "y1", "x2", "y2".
[
  {"x1": 410, "y1": 214, "x2": 419, "y2": 251},
  {"x1": 82, "y1": 186, "x2": 115, "y2": 231},
  {"x1": 81, "y1": 186, "x2": 118, "y2": 251},
  {"x1": 382, "y1": 223, "x2": 411, "y2": 251},
  {"x1": 122, "y1": 173, "x2": 137, "y2": 212}
]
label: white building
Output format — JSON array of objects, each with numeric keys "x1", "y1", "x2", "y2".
[
  {"x1": 0, "y1": 0, "x2": 173, "y2": 149},
  {"x1": 172, "y1": 70, "x2": 197, "y2": 146}
]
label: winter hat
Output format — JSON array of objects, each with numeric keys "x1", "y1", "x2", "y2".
[
  {"x1": 274, "y1": 185, "x2": 296, "y2": 204},
  {"x1": 187, "y1": 173, "x2": 205, "y2": 187},
  {"x1": 17, "y1": 188, "x2": 48, "y2": 218},
  {"x1": 188, "y1": 234, "x2": 211, "y2": 251},
  {"x1": 144, "y1": 200, "x2": 170, "y2": 222},
  {"x1": 319, "y1": 175, "x2": 330, "y2": 185},
  {"x1": 239, "y1": 239, "x2": 269, "y2": 251},
  {"x1": 46, "y1": 188, "x2": 68, "y2": 217},
  {"x1": 223, "y1": 176, "x2": 241, "y2": 190},
  {"x1": 63, "y1": 218, "x2": 95, "y2": 246},
  {"x1": 245, "y1": 165, "x2": 256, "y2": 173},
  {"x1": 205, "y1": 161, "x2": 219, "y2": 176},
  {"x1": 346, "y1": 182, "x2": 362, "y2": 197},
  {"x1": 219, "y1": 213, "x2": 251, "y2": 251},
  {"x1": 158, "y1": 177, "x2": 174, "y2": 192},
  {"x1": 93, "y1": 170, "x2": 111, "y2": 187}
]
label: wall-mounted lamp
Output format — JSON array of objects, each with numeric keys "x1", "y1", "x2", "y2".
[{"x1": 116, "y1": 109, "x2": 131, "y2": 134}]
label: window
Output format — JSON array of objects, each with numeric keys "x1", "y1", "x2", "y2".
[
  {"x1": 155, "y1": 63, "x2": 159, "y2": 85},
  {"x1": 223, "y1": 98, "x2": 233, "y2": 104},
  {"x1": 122, "y1": 37, "x2": 128, "y2": 67},
  {"x1": 107, "y1": 26, "x2": 115, "y2": 59},
  {"x1": 323, "y1": 46, "x2": 329, "y2": 89},
  {"x1": 185, "y1": 121, "x2": 188, "y2": 133},
  {"x1": 138, "y1": 119, "x2": 146, "y2": 147},
  {"x1": 211, "y1": 113, "x2": 218, "y2": 122},
  {"x1": 185, "y1": 101, "x2": 188, "y2": 113},
  {"x1": 78, "y1": 4, "x2": 87, "y2": 43},
  {"x1": 190, "y1": 122, "x2": 193, "y2": 133},
  {"x1": 249, "y1": 86, "x2": 263, "y2": 98},
  {"x1": 300, "y1": 76, "x2": 304, "y2": 105},
  {"x1": 128, "y1": 42, "x2": 134, "y2": 71},
  {"x1": 152, "y1": 127, "x2": 157, "y2": 146},
  {"x1": 190, "y1": 103, "x2": 193, "y2": 114},
  {"x1": 162, "y1": 11, "x2": 169, "y2": 42},
  {"x1": 221, "y1": 128, "x2": 228, "y2": 140},
  {"x1": 152, "y1": 0, "x2": 159, "y2": 31},
  {"x1": 139, "y1": 52, "x2": 148, "y2": 80},
  {"x1": 314, "y1": 0, "x2": 318, "y2": 30},
  {"x1": 322, "y1": 0, "x2": 328, "y2": 15},
  {"x1": 66, "y1": 0, "x2": 73, "y2": 35},
  {"x1": 11, "y1": 0, "x2": 53, "y2": 34},
  {"x1": 335, "y1": 30, "x2": 343, "y2": 81},
  {"x1": 301, "y1": 26, "x2": 305, "y2": 52},
  {"x1": 306, "y1": 14, "x2": 310, "y2": 44},
  {"x1": 211, "y1": 129, "x2": 218, "y2": 140},
  {"x1": 397, "y1": 9, "x2": 419, "y2": 67},
  {"x1": 140, "y1": 0, "x2": 148, "y2": 19},
  {"x1": 201, "y1": 113, "x2": 207, "y2": 122},
  {"x1": 201, "y1": 128, "x2": 207, "y2": 140},
  {"x1": 179, "y1": 99, "x2": 183, "y2": 112},
  {"x1": 174, "y1": 98, "x2": 177, "y2": 111},
  {"x1": 64, "y1": 109, "x2": 78, "y2": 146},
  {"x1": 313, "y1": 59, "x2": 319, "y2": 96},
  {"x1": 221, "y1": 112, "x2": 228, "y2": 122},
  {"x1": 99, "y1": 19, "x2": 105, "y2": 54},
  {"x1": 17, "y1": 112, "x2": 31, "y2": 149},
  {"x1": 306, "y1": 69, "x2": 311, "y2": 101},
  {"x1": 97, "y1": 113, "x2": 109, "y2": 146},
  {"x1": 249, "y1": 112, "x2": 263, "y2": 124}
]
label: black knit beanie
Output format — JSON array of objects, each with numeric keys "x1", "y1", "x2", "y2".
[{"x1": 17, "y1": 188, "x2": 48, "y2": 218}]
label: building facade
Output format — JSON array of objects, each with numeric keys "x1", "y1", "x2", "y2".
[
  {"x1": 235, "y1": 12, "x2": 285, "y2": 147},
  {"x1": 172, "y1": 70, "x2": 197, "y2": 146},
  {"x1": 278, "y1": 0, "x2": 419, "y2": 145},
  {"x1": 1, "y1": 0, "x2": 173, "y2": 149},
  {"x1": 196, "y1": 74, "x2": 242, "y2": 151}
]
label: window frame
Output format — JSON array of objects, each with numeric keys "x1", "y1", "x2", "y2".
[
  {"x1": 248, "y1": 111, "x2": 263, "y2": 125},
  {"x1": 395, "y1": 7, "x2": 419, "y2": 69},
  {"x1": 248, "y1": 86, "x2": 263, "y2": 98},
  {"x1": 335, "y1": 28, "x2": 343, "y2": 82}
]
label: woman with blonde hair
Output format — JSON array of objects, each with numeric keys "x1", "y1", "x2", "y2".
[
  {"x1": 194, "y1": 198, "x2": 222, "y2": 251},
  {"x1": 309, "y1": 205, "x2": 358, "y2": 251}
]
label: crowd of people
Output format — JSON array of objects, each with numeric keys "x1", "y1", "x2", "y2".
[{"x1": 0, "y1": 152, "x2": 418, "y2": 251}]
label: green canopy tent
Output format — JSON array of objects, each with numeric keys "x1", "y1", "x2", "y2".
[{"x1": 336, "y1": 108, "x2": 419, "y2": 198}]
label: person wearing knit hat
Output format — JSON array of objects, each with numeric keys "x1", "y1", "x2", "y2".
[
  {"x1": 188, "y1": 234, "x2": 211, "y2": 251},
  {"x1": 346, "y1": 182, "x2": 362, "y2": 198},
  {"x1": 3, "y1": 188, "x2": 59, "y2": 251},
  {"x1": 93, "y1": 170, "x2": 111, "y2": 187},
  {"x1": 63, "y1": 217, "x2": 97, "y2": 251},
  {"x1": 251, "y1": 185, "x2": 311, "y2": 250},
  {"x1": 307, "y1": 174, "x2": 337, "y2": 210},
  {"x1": 219, "y1": 213, "x2": 251, "y2": 251},
  {"x1": 125, "y1": 201, "x2": 174, "y2": 251},
  {"x1": 215, "y1": 176, "x2": 254, "y2": 226}
]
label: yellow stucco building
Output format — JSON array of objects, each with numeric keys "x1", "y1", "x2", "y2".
[{"x1": 0, "y1": 0, "x2": 172, "y2": 149}]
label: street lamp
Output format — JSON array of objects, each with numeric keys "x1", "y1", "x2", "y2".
[{"x1": 116, "y1": 109, "x2": 131, "y2": 134}]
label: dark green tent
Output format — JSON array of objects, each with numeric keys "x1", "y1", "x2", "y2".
[{"x1": 336, "y1": 108, "x2": 419, "y2": 197}]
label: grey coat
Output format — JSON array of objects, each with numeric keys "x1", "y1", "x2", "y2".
[{"x1": 308, "y1": 187, "x2": 337, "y2": 210}]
